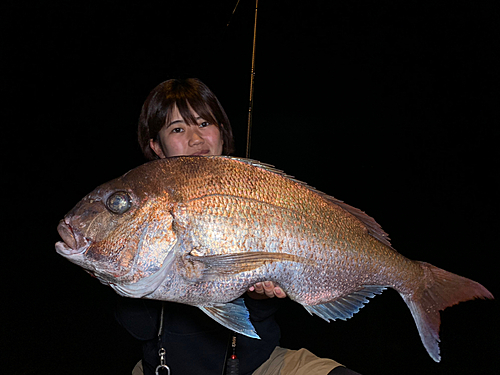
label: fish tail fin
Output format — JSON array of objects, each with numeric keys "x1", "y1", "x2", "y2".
[{"x1": 401, "y1": 261, "x2": 493, "y2": 362}]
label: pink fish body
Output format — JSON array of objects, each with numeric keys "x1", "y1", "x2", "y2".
[{"x1": 56, "y1": 156, "x2": 493, "y2": 362}]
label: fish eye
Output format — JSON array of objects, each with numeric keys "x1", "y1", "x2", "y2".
[{"x1": 106, "y1": 192, "x2": 132, "y2": 214}]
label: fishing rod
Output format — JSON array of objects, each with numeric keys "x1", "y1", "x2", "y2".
[
  {"x1": 225, "y1": 0, "x2": 259, "y2": 159},
  {"x1": 246, "y1": 0, "x2": 258, "y2": 158}
]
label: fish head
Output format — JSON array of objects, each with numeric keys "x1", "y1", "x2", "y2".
[{"x1": 55, "y1": 163, "x2": 178, "y2": 297}]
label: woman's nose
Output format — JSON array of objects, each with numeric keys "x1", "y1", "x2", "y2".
[{"x1": 188, "y1": 128, "x2": 204, "y2": 146}]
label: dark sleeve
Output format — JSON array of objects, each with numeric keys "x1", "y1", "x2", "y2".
[
  {"x1": 117, "y1": 298, "x2": 229, "y2": 375},
  {"x1": 243, "y1": 293, "x2": 282, "y2": 321},
  {"x1": 115, "y1": 295, "x2": 283, "y2": 375},
  {"x1": 114, "y1": 296, "x2": 161, "y2": 341},
  {"x1": 236, "y1": 295, "x2": 283, "y2": 375}
]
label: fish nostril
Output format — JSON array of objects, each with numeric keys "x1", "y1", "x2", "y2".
[{"x1": 57, "y1": 220, "x2": 77, "y2": 250}]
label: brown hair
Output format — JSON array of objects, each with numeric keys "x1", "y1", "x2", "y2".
[{"x1": 138, "y1": 78, "x2": 235, "y2": 160}]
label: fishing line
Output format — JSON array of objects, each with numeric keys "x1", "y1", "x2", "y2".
[{"x1": 226, "y1": 0, "x2": 242, "y2": 28}]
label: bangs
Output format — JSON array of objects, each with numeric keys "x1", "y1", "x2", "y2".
[{"x1": 166, "y1": 98, "x2": 220, "y2": 128}]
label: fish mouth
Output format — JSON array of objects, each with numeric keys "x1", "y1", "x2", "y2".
[{"x1": 55, "y1": 219, "x2": 89, "y2": 256}]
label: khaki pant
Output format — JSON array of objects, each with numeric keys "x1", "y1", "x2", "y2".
[
  {"x1": 132, "y1": 346, "x2": 343, "y2": 375},
  {"x1": 252, "y1": 347, "x2": 343, "y2": 375},
  {"x1": 132, "y1": 360, "x2": 143, "y2": 375}
]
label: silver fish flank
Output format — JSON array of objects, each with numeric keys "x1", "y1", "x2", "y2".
[{"x1": 55, "y1": 156, "x2": 493, "y2": 362}]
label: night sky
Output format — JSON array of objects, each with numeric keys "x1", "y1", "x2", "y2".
[{"x1": 4, "y1": 1, "x2": 499, "y2": 374}]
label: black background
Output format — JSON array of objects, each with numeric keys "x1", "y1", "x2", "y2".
[{"x1": 3, "y1": 1, "x2": 499, "y2": 374}]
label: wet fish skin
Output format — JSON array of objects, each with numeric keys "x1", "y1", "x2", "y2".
[{"x1": 55, "y1": 156, "x2": 493, "y2": 362}]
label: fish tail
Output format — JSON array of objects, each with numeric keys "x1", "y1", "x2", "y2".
[{"x1": 401, "y1": 261, "x2": 493, "y2": 362}]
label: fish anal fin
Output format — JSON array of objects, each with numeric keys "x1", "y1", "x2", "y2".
[
  {"x1": 304, "y1": 285, "x2": 386, "y2": 322},
  {"x1": 199, "y1": 298, "x2": 260, "y2": 339}
]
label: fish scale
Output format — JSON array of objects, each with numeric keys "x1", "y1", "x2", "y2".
[{"x1": 56, "y1": 155, "x2": 493, "y2": 362}]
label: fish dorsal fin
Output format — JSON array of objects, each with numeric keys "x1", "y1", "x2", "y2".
[
  {"x1": 322, "y1": 197, "x2": 393, "y2": 248},
  {"x1": 220, "y1": 156, "x2": 393, "y2": 249},
  {"x1": 199, "y1": 298, "x2": 260, "y2": 339},
  {"x1": 303, "y1": 285, "x2": 387, "y2": 322}
]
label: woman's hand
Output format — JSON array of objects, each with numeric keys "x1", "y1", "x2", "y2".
[{"x1": 247, "y1": 281, "x2": 287, "y2": 299}]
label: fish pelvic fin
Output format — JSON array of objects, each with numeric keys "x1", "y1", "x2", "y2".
[
  {"x1": 199, "y1": 298, "x2": 260, "y2": 339},
  {"x1": 304, "y1": 285, "x2": 386, "y2": 322},
  {"x1": 402, "y1": 261, "x2": 494, "y2": 363}
]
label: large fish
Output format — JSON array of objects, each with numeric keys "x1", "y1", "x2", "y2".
[{"x1": 55, "y1": 156, "x2": 492, "y2": 362}]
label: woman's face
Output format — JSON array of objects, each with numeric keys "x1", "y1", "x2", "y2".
[{"x1": 150, "y1": 104, "x2": 224, "y2": 158}]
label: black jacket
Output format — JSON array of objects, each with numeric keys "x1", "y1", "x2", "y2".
[{"x1": 115, "y1": 295, "x2": 281, "y2": 375}]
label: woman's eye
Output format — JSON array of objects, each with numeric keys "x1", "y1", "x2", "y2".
[
  {"x1": 171, "y1": 127, "x2": 183, "y2": 133},
  {"x1": 199, "y1": 121, "x2": 210, "y2": 128}
]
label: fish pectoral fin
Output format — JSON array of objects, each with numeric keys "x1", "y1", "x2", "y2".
[
  {"x1": 199, "y1": 298, "x2": 260, "y2": 339},
  {"x1": 303, "y1": 285, "x2": 387, "y2": 322},
  {"x1": 192, "y1": 251, "x2": 310, "y2": 278}
]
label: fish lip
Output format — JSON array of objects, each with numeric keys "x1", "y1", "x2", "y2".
[
  {"x1": 55, "y1": 240, "x2": 80, "y2": 256},
  {"x1": 56, "y1": 220, "x2": 90, "y2": 256}
]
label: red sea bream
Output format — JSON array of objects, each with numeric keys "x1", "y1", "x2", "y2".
[{"x1": 55, "y1": 156, "x2": 493, "y2": 362}]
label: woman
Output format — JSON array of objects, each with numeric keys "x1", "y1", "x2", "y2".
[{"x1": 116, "y1": 78, "x2": 360, "y2": 375}]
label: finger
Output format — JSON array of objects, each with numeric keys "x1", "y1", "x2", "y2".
[
  {"x1": 274, "y1": 287, "x2": 287, "y2": 298},
  {"x1": 264, "y1": 281, "x2": 275, "y2": 298},
  {"x1": 253, "y1": 282, "x2": 264, "y2": 294}
]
